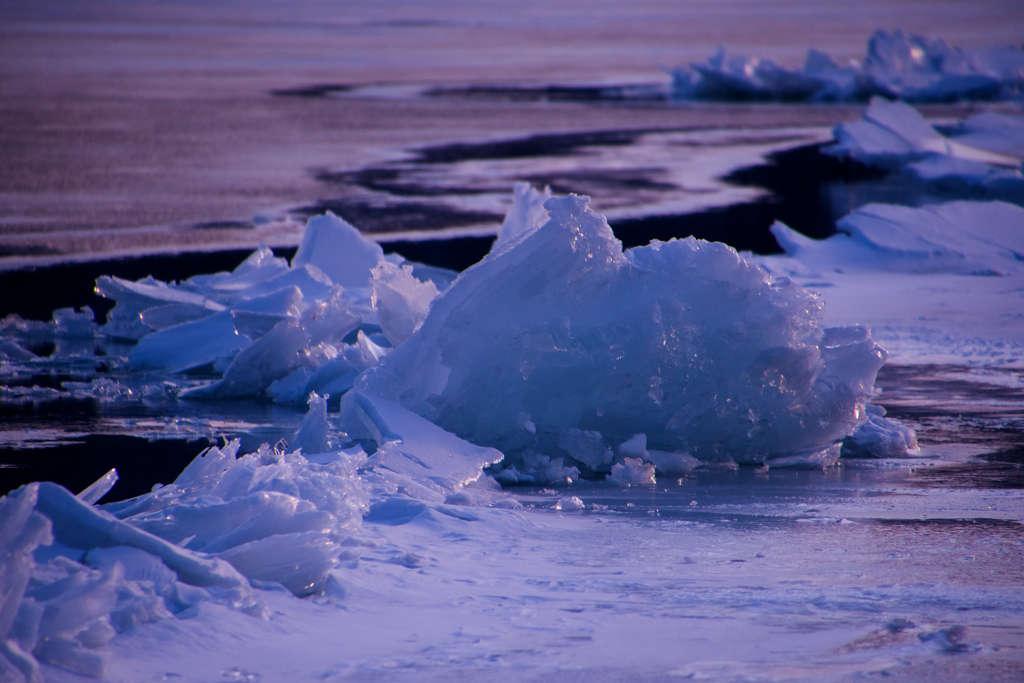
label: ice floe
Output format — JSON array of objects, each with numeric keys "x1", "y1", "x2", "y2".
[
  {"x1": 826, "y1": 97, "x2": 1024, "y2": 190},
  {"x1": 770, "y1": 200, "x2": 1024, "y2": 276},
  {"x1": 673, "y1": 30, "x2": 1024, "y2": 103}
]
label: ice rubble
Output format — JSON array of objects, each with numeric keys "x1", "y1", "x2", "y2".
[
  {"x1": 0, "y1": 430, "x2": 370, "y2": 679},
  {"x1": 358, "y1": 192, "x2": 890, "y2": 473},
  {"x1": 2, "y1": 184, "x2": 937, "y2": 677},
  {"x1": 672, "y1": 30, "x2": 1024, "y2": 103},
  {"x1": 2, "y1": 187, "x2": 911, "y2": 471},
  {"x1": 826, "y1": 97, "x2": 1024, "y2": 189}
]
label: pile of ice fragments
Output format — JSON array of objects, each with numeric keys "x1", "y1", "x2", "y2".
[
  {"x1": 672, "y1": 30, "x2": 1024, "y2": 102},
  {"x1": 2, "y1": 186, "x2": 906, "y2": 472},
  {"x1": 826, "y1": 97, "x2": 1024, "y2": 191},
  {"x1": 2, "y1": 187, "x2": 924, "y2": 679}
]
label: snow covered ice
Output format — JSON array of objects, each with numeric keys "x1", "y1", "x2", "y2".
[
  {"x1": 770, "y1": 201, "x2": 1024, "y2": 276},
  {"x1": 826, "y1": 97, "x2": 1024, "y2": 191}
]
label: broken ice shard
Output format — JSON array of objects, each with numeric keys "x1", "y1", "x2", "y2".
[
  {"x1": 342, "y1": 391, "x2": 504, "y2": 490},
  {"x1": 291, "y1": 211, "x2": 385, "y2": 290},
  {"x1": 357, "y1": 194, "x2": 886, "y2": 472}
]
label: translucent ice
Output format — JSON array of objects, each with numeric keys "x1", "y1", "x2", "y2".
[
  {"x1": 128, "y1": 310, "x2": 252, "y2": 373},
  {"x1": 342, "y1": 391, "x2": 504, "y2": 491},
  {"x1": 290, "y1": 392, "x2": 333, "y2": 455},
  {"x1": 358, "y1": 195, "x2": 886, "y2": 475},
  {"x1": 841, "y1": 405, "x2": 920, "y2": 458},
  {"x1": 370, "y1": 261, "x2": 439, "y2": 347},
  {"x1": 103, "y1": 436, "x2": 368, "y2": 596},
  {"x1": 492, "y1": 182, "x2": 552, "y2": 251},
  {"x1": 291, "y1": 212, "x2": 385, "y2": 290},
  {"x1": 187, "y1": 290, "x2": 360, "y2": 399}
]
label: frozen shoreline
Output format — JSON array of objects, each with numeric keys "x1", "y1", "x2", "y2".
[{"x1": 3, "y1": 4, "x2": 1024, "y2": 679}]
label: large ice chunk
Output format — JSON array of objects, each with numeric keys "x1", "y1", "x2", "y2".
[
  {"x1": 771, "y1": 201, "x2": 1024, "y2": 275},
  {"x1": 672, "y1": 31, "x2": 1024, "y2": 103},
  {"x1": 357, "y1": 195, "x2": 885, "y2": 471}
]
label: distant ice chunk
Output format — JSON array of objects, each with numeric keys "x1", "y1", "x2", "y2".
[
  {"x1": 771, "y1": 201, "x2": 1024, "y2": 275},
  {"x1": 672, "y1": 31, "x2": 1024, "y2": 103},
  {"x1": 645, "y1": 450, "x2": 700, "y2": 477},
  {"x1": 492, "y1": 452, "x2": 580, "y2": 486},
  {"x1": 292, "y1": 212, "x2": 385, "y2": 290},
  {"x1": 554, "y1": 496, "x2": 585, "y2": 511},
  {"x1": 358, "y1": 195, "x2": 885, "y2": 473},
  {"x1": 678, "y1": 45, "x2": 845, "y2": 102},
  {"x1": 558, "y1": 429, "x2": 613, "y2": 472},
  {"x1": 618, "y1": 433, "x2": 699, "y2": 477},
  {"x1": 861, "y1": 30, "x2": 1013, "y2": 103},
  {"x1": 826, "y1": 98, "x2": 1024, "y2": 189},
  {"x1": 607, "y1": 458, "x2": 656, "y2": 486},
  {"x1": 52, "y1": 308, "x2": 98, "y2": 339}
]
